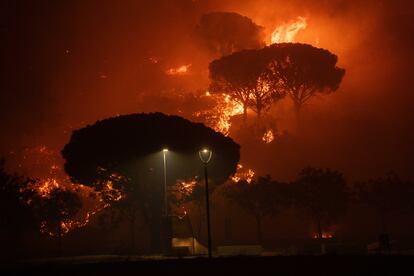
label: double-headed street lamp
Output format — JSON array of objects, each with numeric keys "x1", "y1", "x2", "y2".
[{"x1": 199, "y1": 148, "x2": 212, "y2": 259}]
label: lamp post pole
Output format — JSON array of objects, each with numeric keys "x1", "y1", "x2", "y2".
[
  {"x1": 199, "y1": 149, "x2": 212, "y2": 259},
  {"x1": 162, "y1": 149, "x2": 171, "y2": 255},
  {"x1": 163, "y1": 149, "x2": 168, "y2": 216},
  {"x1": 204, "y1": 162, "x2": 212, "y2": 258}
]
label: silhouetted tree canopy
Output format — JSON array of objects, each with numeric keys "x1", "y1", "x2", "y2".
[
  {"x1": 194, "y1": 12, "x2": 265, "y2": 57},
  {"x1": 0, "y1": 159, "x2": 36, "y2": 258},
  {"x1": 209, "y1": 43, "x2": 345, "y2": 124},
  {"x1": 355, "y1": 172, "x2": 409, "y2": 234},
  {"x1": 292, "y1": 167, "x2": 348, "y2": 238},
  {"x1": 209, "y1": 49, "x2": 284, "y2": 120},
  {"x1": 223, "y1": 175, "x2": 289, "y2": 243},
  {"x1": 62, "y1": 113, "x2": 239, "y2": 253},
  {"x1": 264, "y1": 43, "x2": 345, "y2": 113},
  {"x1": 62, "y1": 113, "x2": 239, "y2": 188}
]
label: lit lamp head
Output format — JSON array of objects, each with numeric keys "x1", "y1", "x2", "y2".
[
  {"x1": 199, "y1": 148, "x2": 212, "y2": 164},
  {"x1": 163, "y1": 148, "x2": 169, "y2": 152}
]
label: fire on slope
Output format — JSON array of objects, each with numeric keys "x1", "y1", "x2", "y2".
[{"x1": 13, "y1": 146, "x2": 124, "y2": 237}]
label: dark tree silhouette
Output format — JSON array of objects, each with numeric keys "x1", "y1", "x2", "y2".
[
  {"x1": 264, "y1": 43, "x2": 345, "y2": 114},
  {"x1": 33, "y1": 187, "x2": 82, "y2": 256},
  {"x1": 355, "y1": 172, "x2": 409, "y2": 249},
  {"x1": 223, "y1": 175, "x2": 289, "y2": 243},
  {"x1": 62, "y1": 113, "x2": 240, "y2": 253},
  {"x1": 292, "y1": 167, "x2": 348, "y2": 239},
  {"x1": 194, "y1": 12, "x2": 265, "y2": 58},
  {"x1": 0, "y1": 159, "x2": 36, "y2": 259},
  {"x1": 209, "y1": 49, "x2": 284, "y2": 121}
]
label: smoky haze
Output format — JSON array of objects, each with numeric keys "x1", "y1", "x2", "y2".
[{"x1": 1, "y1": 0, "x2": 414, "y2": 182}]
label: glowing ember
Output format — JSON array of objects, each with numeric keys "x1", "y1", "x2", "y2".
[
  {"x1": 231, "y1": 164, "x2": 255, "y2": 184},
  {"x1": 312, "y1": 232, "x2": 334, "y2": 239},
  {"x1": 32, "y1": 178, "x2": 60, "y2": 197},
  {"x1": 271, "y1": 16, "x2": 307, "y2": 44},
  {"x1": 166, "y1": 64, "x2": 191, "y2": 75},
  {"x1": 175, "y1": 178, "x2": 197, "y2": 198},
  {"x1": 262, "y1": 129, "x2": 275, "y2": 143}
]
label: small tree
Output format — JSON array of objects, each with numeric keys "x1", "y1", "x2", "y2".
[
  {"x1": 34, "y1": 187, "x2": 82, "y2": 256},
  {"x1": 292, "y1": 167, "x2": 348, "y2": 239},
  {"x1": 0, "y1": 159, "x2": 36, "y2": 259},
  {"x1": 355, "y1": 172, "x2": 407, "y2": 236},
  {"x1": 223, "y1": 175, "x2": 288, "y2": 243},
  {"x1": 194, "y1": 12, "x2": 265, "y2": 57},
  {"x1": 264, "y1": 43, "x2": 345, "y2": 114}
]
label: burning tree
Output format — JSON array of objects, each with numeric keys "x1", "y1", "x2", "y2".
[
  {"x1": 32, "y1": 186, "x2": 82, "y2": 256},
  {"x1": 209, "y1": 49, "x2": 284, "y2": 121},
  {"x1": 264, "y1": 43, "x2": 345, "y2": 114},
  {"x1": 292, "y1": 167, "x2": 349, "y2": 239},
  {"x1": 62, "y1": 113, "x2": 239, "y2": 253},
  {"x1": 223, "y1": 175, "x2": 289, "y2": 243},
  {"x1": 194, "y1": 12, "x2": 265, "y2": 58}
]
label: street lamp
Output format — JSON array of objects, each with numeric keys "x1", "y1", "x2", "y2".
[{"x1": 199, "y1": 148, "x2": 212, "y2": 258}]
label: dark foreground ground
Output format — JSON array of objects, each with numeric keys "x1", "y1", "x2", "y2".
[{"x1": 2, "y1": 255, "x2": 413, "y2": 275}]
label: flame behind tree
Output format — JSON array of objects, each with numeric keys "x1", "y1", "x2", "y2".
[
  {"x1": 31, "y1": 186, "x2": 82, "y2": 256},
  {"x1": 262, "y1": 129, "x2": 275, "y2": 144},
  {"x1": 10, "y1": 145, "x2": 119, "y2": 236},
  {"x1": 195, "y1": 92, "x2": 244, "y2": 135},
  {"x1": 231, "y1": 164, "x2": 255, "y2": 184},
  {"x1": 209, "y1": 49, "x2": 284, "y2": 122},
  {"x1": 271, "y1": 16, "x2": 307, "y2": 44}
]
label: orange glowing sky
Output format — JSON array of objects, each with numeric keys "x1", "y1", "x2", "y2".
[{"x1": 1, "y1": 0, "x2": 414, "y2": 183}]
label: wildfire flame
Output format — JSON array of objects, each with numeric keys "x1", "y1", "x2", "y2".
[
  {"x1": 198, "y1": 92, "x2": 244, "y2": 135},
  {"x1": 13, "y1": 146, "x2": 127, "y2": 237},
  {"x1": 166, "y1": 64, "x2": 191, "y2": 75},
  {"x1": 175, "y1": 178, "x2": 197, "y2": 198},
  {"x1": 271, "y1": 16, "x2": 307, "y2": 44},
  {"x1": 262, "y1": 129, "x2": 275, "y2": 144},
  {"x1": 33, "y1": 178, "x2": 60, "y2": 197},
  {"x1": 231, "y1": 164, "x2": 255, "y2": 184}
]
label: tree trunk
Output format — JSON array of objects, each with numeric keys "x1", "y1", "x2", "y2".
[
  {"x1": 256, "y1": 216, "x2": 262, "y2": 244},
  {"x1": 317, "y1": 218, "x2": 322, "y2": 239},
  {"x1": 149, "y1": 220, "x2": 162, "y2": 254},
  {"x1": 294, "y1": 101, "x2": 302, "y2": 129},
  {"x1": 197, "y1": 202, "x2": 203, "y2": 239},
  {"x1": 130, "y1": 212, "x2": 135, "y2": 254},
  {"x1": 57, "y1": 222, "x2": 62, "y2": 257},
  {"x1": 243, "y1": 105, "x2": 248, "y2": 124},
  {"x1": 256, "y1": 107, "x2": 262, "y2": 120}
]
